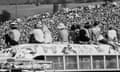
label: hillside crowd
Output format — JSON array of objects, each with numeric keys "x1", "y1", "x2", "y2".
[{"x1": 0, "y1": 2, "x2": 120, "y2": 51}]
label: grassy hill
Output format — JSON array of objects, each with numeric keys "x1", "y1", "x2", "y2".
[
  {"x1": 0, "y1": 2, "x2": 105, "y2": 18},
  {"x1": 1, "y1": 0, "x2": 119, "y2": 5},
  {"x1": 0, "y1": 0, "x2": 35, "y2": 5},
  {"x1": 0, "y1": 4, "x2": 53, "y2": 18},
  {"x1": 0, "y1": 1, "x2": 119, "y2": 18}
]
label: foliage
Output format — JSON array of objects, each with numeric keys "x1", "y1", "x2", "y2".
[{"x1": 0, "y1": 10, "x2": 11, "y2": 23}]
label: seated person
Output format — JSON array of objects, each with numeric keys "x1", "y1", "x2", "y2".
[
  {"x1": 91, "y1": 21, "x2": 102, "y2": 43},
  {"x1": 107, "y1": 26, "x2": 118, "y2": 42},
  {"x1": 3, "y1": 23, "x2": 20, "y2": 47},
  {"x1": 29, "y1": 21, "x2": 44, "y2": 43},
  {"x1": 43, "y1": 24, "x2": 53, "y2": 44},
  {"x1": 69, "y1": 24, "x2": 80, "y2": 44},
  {"x1": 29, "y1": 34, "x2": 36, "y2": 43},
  {"x1": 97, "y1": 33, "x2": 119, "y2": 51},
  {"x1": 57, "y1": 23, "x2": 69, "y2": 43},
  {"x1": 4, "y1": 34, "x2": 19, "y2": 46},
  {"x1": 73, "y1": 28, "x2": 80, "y2": 44},
  {"x1": 78, "y1": 29, "x2": 90, "y2": 44},
  {"x1": 97, "y1": 34, "x2": 108, "y2": 44}
]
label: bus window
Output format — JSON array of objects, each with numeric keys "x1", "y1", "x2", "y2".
[
  {"x1": 79, "y1": 56, "x2": 91, "y2": 69},
  {"x1": 65, "y1": 56, "x2": 77, "y2": 69},
  {"x1": 106, "y1": 56, "x2": 117, "y2": 69},
  {"x1": 93, "y1": 56, "x2": 104, "y2": 69},
  {"x1": 46, "y1": 56, "x2": 64, "y2": 70}
]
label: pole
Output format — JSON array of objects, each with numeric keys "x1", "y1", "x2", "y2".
[
  {"x1": 53, "y1": 3, "x2": 59, "y2": 14},
  {"x1": 35, "y1": 0, "x2": 39, "y2": 6},
  {"x1": 15, "y1": 0, "x2": 18, "y2": 18}
]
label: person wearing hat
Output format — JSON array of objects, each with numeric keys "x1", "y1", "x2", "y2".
[
  {"x1": 3, "y1": 22, "x2": 21, "y2": 47},
  {"x1": 29, "y1": 21, "x2": 45, "y2": 43},
  {"x1": 57, "y1": 23, "x2": 69, "y2": 43}
]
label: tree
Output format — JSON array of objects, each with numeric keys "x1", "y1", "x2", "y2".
[
  {"x1": 35, "y1": 0, "x2": 39, "y2": 6},
  {"x1": 53, "y1": 3, "x2": 59, "y2": 13},
  {"x1": 52, "y1": 0, "x2": 67, "y2": 14},
  {"x1": 60, "y1": 0, "x2": 67, "y2": 8},
  {"x1": 0, "y1": 10, "x2": 11, "y2": 23}
]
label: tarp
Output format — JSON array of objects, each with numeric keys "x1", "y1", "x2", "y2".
[{"x1": 0, "y1": 44, "x2": 119, "y2": 59}]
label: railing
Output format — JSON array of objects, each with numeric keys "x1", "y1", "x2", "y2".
[{"x1": 44, "y1": 54, "x2": 120, "y2": 72}]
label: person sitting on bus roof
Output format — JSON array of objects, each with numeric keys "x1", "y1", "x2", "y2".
[
  {"x1": 42, "y1": 23, "x2": 53, "y2": 44},
  {"x1": 107, "y1": 26, "x2": 118, "y2": 42},
  {"x1": 57, "y1": 23, "x2": 69, "y2": 43},
  {"x1": 3, "y1": 22, "x2": 21, "y2": 47},
  {"x1": 29, "y1": 21, "x2": 44, "y2": 43},
  {"x1": 91, "y1": 21, "x2": 102, "y2": 44}
]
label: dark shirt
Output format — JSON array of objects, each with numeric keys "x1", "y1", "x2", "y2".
[
  {"x1": 29, "y1": 34, "x2": 44, "y2": 44},
  {"x1": 4, "y1": 34, "x2": 18, "y2": 46},
  {"x1": 79, "y1": 29, "x2": 90, "y2": 42},
  {"x1": 73, "y1": 29, "x2": 90, "y2": 44}
]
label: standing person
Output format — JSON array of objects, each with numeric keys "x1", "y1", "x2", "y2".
[
  {"x1": 42, "y1": 23, "x2": 53, "y2": 44},
  {"x1": 29, "y1": 21, "x2": 44, "y2": 43},
  {"x1": 57, "y1": 23, "x2": 69, "y2": 43}
]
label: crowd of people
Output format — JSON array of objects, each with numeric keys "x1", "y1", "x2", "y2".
[{"x1": 0, "y1": 2, "x2": 120, "y2": 51}]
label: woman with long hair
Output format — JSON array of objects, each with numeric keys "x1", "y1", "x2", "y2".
[{"x1": 42, "y1": 23, "x2": 53, "y2": 44}]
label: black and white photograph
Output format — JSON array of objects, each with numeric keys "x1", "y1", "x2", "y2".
[{"x1": 0, "y1": 0, "x2": 120, "y2": 72}]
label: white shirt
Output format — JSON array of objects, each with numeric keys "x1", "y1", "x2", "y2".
[
  {"x1": 10, "y1": 29, "x2": 21, "y2": 42},
  {"x1": 108, "y1": 29, "x2": 117, "y2": 41},
  {"x1": 59, "y1": 29, "x2": 69, "y2": 42},
  {"x1": 97, "y1": 34, "x2": 104, "y2": 41},
  {"x1": 92, "y1": 26, "x2": 101, "y2": 38},
  {"x1": 31, "y1": 29, "x2": 44, "y2": 42},
  {"x1": 43, "y1": 24, "x2": 52, "y2": 43},
  {"x1": 44, "y1": 32, "x2": 52, "y2": 43}
]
